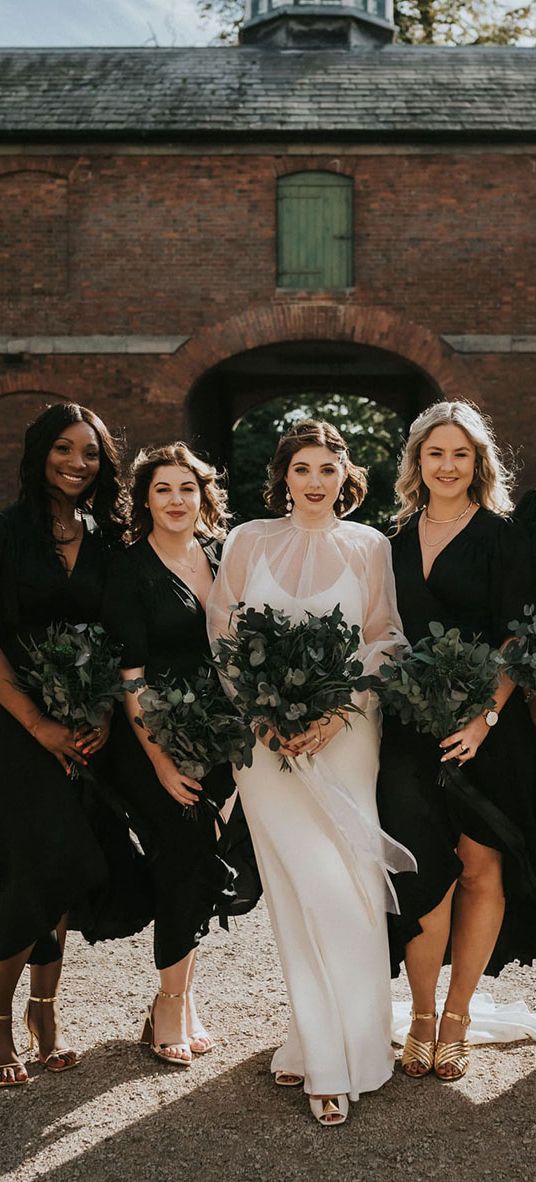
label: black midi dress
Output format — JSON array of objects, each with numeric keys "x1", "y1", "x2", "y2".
[
  {"x1": 103, "y1": 538, "x2": 238, "y2": 971},
  {"x1": 377, "y1": 508, "x2": 536, "y2": 977},
  {"x1": 0, "y1": 502, "x2": 150, "y2": 964}
]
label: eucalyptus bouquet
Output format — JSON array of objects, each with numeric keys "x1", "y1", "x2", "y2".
[
  {"x1": 21, "y1": 621, "x2": 122, "y2": 732},
  {"x1": 503, "y1": 604, "x2": 536, "y2": 694},
  {"x1": 375, "y1": 621, "x2": 503, "y2": 742},
  {"x1": 124, "y1": 666, "x2": 255, "y2": 817},
  {"x1": 211, "y1": 602, "x2": 369, "y2": 770}
]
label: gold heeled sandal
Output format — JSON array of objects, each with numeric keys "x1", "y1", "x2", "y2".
[
  {"x1": 309, "y1": 1094, "x2": 349, "y2": 1126},
  {"x1": 0, "y1": 1015, "x2": 29, "y2": 1087},
  {"x1": 140, "y1": 989, "x2": 192, "y2": 1067},
  {"x1": 401, "y1": 1009, "x2": 437, "y2": 1078},
  {"x1": 434, "y1": 1010, "x2": 470, "y2": 1081},
  {"x1": 185, "y1": 989, "x2": 213, "y2": 1055},
  {"x1": 24, "y1": 996, "x2": 80, "y2": 1073}
]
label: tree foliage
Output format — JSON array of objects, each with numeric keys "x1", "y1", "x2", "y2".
[
  {"x1": 196, "y1": 0, "x2": 535, "y2": 44},
  {"x1": 230, "y1": 394, "x2": 405, "y2": 529}
]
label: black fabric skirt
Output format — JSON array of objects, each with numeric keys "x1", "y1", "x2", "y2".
[
  {"x1": 109, "y1": 709, "x2": 239, "y2": 970},
  {"x1": 377, "y1": 691, "x2": 536, "y2": 978}
]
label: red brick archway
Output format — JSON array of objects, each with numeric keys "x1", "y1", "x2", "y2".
[{"x1": 152, "y1": 301, "x2": 478, "y2": 404}]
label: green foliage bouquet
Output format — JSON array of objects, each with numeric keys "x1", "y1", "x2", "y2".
[
  {"x1": 124, "y1": 666, "x2": 255, "y2": 816},
  {"x1": 503, "y1": 605, "x2": 536, "y2": 693},
  {"x1": 375, "y1": 621, "x2": 503, "y2": 741},
  {"x1": 21, "y1": 621, "x2": 122, "y2": 732},
  {"x1": 211, "y1": 602, "x2": 369, "y2": 770}
]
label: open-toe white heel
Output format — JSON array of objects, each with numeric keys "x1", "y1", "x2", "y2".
[
  {"x1": 274, "y1": 1070, "x2": 304, "y2": 1087},
  {"x1": 309, "y1": 1094, "x2": 349, "y2": 1126}
]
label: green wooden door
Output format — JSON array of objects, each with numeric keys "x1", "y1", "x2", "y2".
[{"x1": 277, "y1": 172, "x2": 353, "y2": 289}]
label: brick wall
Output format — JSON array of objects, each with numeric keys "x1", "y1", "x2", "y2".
[{"x1": 0, "y1": 147, "x2": 534, "y2": 504}]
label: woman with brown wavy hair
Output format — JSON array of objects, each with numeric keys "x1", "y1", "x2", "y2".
[
  {"x1": 103, "y1": 442, "x2": 237, "y2": 1066},
  {"x1": 377, "y1": 400, "x2": 536, "y2": 1081},
  {"x1": 208, "y1": 419, "x2": 415, "y2": 1126}
]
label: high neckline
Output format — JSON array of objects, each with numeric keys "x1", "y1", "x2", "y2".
[{"x1": 289, "y1": 510, "x2": 338, "y2": 533}]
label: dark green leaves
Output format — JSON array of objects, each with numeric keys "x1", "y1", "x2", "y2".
[
  {"x1": 212, "y1": 603, "x2": 369, "y2": 770},
  {"x1": 374, "y1": 622, "x2": 503, "y2": 739},
  {"x1": 503, "y1": 605, "x2": 536, "y2": 692},
  {"x1": 19, "y1": 621, "x2": 123, "y2": 731}
]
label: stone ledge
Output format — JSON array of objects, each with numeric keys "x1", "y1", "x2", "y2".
[
  {"x1": 0, "y1": 335, "x2": 190, "y2": 355},
  {"x1": 443, "y1": 334, "x2": 536, "y2": 353}
]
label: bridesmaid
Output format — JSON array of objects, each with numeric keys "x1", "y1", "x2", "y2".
[
  {"x1": 0, "y1": 402, "x2": 129, "y2": 1086},
  {"x1": 103, "y1": 443, "x2": 236, "y2": 1066},
  {"x1": 377, "y1": 400, "x2": 536, "y2": 1081}
]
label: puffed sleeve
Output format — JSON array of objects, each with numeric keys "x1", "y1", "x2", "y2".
[
  {"x1": 102, "y1": 547, "x2": 149, "y2": 670},
  {"x1": 206, "y1": 522, "x2": 258, "y2": 647},
  {"x1": 491, "y1": 516, "x2": 534, "y2": 642},
  {"x1": 359, "y1": 531, "x2": 408, "y2": 678}
]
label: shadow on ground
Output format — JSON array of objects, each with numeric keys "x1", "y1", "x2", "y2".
[{"x1": 2, "y1": 1039, "x2": 535, "y2": 1182}]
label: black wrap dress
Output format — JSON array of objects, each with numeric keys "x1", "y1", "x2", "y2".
[
  {"x1": 377, "y1": 508, "x2": 536, "y2": 977},
  {"x1": 103, "y1": 537, "x2": 239, "y2": 971},
  {"x1": 0, "y1": 502, "x2": 150, "y2": 964}
]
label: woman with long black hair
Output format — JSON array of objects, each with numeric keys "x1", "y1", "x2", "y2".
[{"x1": 0, "y1": 401, "x2": 136, "y2": 1086}]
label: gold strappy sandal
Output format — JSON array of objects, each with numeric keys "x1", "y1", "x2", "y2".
[
  {"x1": 434, "y1": 1010, "x2": 470, "y2": 1081},
  {"x1": 140, "y1": 989, "x2": 192, "y2": 1067},
  {"x1": 24, "y1": 996, "x2": 80, "y2": 1072},
  {"x1": 401, "y1": 1009, "x2": 437, "y2": 1078},
  {"x1": 0, "y1": 1015, "x2": 29, "y2": 1087}
]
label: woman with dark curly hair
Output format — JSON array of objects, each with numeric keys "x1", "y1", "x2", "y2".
[
  {"x1": 103, "y1": 443, "x2": 240, "y2": 1067},
  {"x1": 208, "y1": 419, "x2": 415, "y2": 1126},
  {"x1": 0, "y1": 401, "x2": 137, "y2": 1087}
]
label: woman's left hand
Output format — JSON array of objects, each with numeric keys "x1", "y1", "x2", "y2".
[
  {"x1": 282, "y1": 713, "x2": 348, "y2": 759},
  {"x1": 75, "y1": 714, "x2": 111, "y2": 758},
  {"x1": 439, "y1": 714, "x2": 491, "y2": 764}
]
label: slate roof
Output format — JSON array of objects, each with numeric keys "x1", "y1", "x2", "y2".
[{"x1": 0, "y1": 46, "x2": 534, "y2": 141}]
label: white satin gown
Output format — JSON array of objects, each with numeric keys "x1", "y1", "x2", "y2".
[{"x1": 207, "y1": 515, "x2": 416, "y2": 1102}]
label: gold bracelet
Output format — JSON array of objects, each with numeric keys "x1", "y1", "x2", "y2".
[{"x1": 28, "y1": 713, "x2": 45, "y2": 737}]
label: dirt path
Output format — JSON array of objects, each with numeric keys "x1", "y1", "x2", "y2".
[{"x1": 1, "y1": 902, "x2": 535, "y2": 1182}]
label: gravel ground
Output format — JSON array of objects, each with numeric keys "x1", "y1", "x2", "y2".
[{"x1": 1, "y1": 902, "x2": 535, "y2": 1182}]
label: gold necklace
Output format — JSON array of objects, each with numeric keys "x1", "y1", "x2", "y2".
[
  {"x1": 52, "y1": 514, "x2": 83, "y2": 546},
  {"x1": 421, "y1": 502, "x2": 473, "y2": 549},
  {"x1": 152, "y1": 535, "x2": 200, "y2": 573},
  {"x1": 425, "y1": 500, "x2": 473, "y2": 524}
]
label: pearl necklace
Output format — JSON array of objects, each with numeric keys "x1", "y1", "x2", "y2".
[{"x1": 421, "y1": 502, "x2": 473, "y2": 549}]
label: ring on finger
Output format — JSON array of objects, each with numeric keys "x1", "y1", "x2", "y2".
[{"x1": 459, "y1": 744, "x2": 469, "y2": 755}]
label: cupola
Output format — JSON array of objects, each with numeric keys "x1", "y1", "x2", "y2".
[{"x1": 240, "y1": 0, "x2": 395, "y2": 49}]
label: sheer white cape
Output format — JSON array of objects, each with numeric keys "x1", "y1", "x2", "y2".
[{"x1": 207, "y1": 514, "x2": 417, "y2": 917}]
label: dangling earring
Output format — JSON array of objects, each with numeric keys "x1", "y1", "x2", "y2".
[
  {"x1": 285, "y1": 486, "x2": 293, "y2": 514},
  {"x1": 339, "y1": 485, "x2": 345, "y2": 513}
]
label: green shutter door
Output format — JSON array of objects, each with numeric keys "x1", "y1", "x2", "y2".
[{"x1": 277, "y1": 172, "x2": 353, "y2": 289}]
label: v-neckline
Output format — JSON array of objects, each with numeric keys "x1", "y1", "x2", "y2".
[
  {"x1": 418, "y1": 506, "x2": 481, "y2": 585},
  {"x1": 145, "y1": 536, "x2": 216, "y2": 612},
  {"x1": 53, "y1": 519, "x2": 87, "y2": 580}
]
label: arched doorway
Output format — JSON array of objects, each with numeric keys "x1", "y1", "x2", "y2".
[{"x1": 185, "y1": 337, "x2": 440, "y2": 523}]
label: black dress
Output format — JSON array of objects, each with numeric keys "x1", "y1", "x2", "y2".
[
  {"x1": 377, "y1": 508, "x2": 536, "y2": 977},
  {"x1": 0, "y1": 502, "x2": 150, "y2": 964},
  {"x1": 103, "y1": 537, "x2": 238, "y2": 971}
]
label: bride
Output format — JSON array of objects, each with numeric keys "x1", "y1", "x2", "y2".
[{"x1": 207, "y1": 419, "x2": 415, "y2": 1126}]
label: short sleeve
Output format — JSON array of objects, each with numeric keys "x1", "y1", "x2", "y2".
[
  {"x1": 492, "y1": 517, "x2": 534, "y2": 641},
  {"x1": 102, "y1": 548, "x2": 149, "y2": 670}
]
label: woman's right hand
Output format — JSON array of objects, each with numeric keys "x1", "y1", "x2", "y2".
[
  {"x1": 151, "y1": 750, "x2": 203, "y2": 807},
  {"x1": 32, "y1": 717, "x2": 87, "y2": 774}
]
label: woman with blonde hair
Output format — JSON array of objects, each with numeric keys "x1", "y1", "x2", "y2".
[
  {"x1": 103, "y1": 442, "x2": 237, "y2": 1065},
  {"x1": 377, "y1": 399, "x2": 536, "y2": 1081}
]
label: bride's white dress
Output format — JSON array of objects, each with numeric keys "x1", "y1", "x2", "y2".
[{"x1": 207, "y1": 514, "x2": 416, "y2": 1102}]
